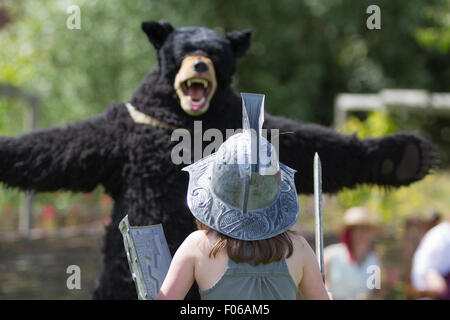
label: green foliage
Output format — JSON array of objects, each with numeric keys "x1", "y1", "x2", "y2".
[
  {"x1": 0, "y1": 99, "x2": 25, "y2": 135},
  {"x1": 415, "y1": 0, "x2": 450, "y2": 54},
  {"x1": 339, "y1": 111, "x2": 398, "y2": 138}
]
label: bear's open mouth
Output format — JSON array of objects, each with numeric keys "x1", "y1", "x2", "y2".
[
  {"x1": 180, "y1": 78, "x2": 211, "y2": 110},
  {"x1": 174, "y1": 55, "x2": 217, "y2": 115}
]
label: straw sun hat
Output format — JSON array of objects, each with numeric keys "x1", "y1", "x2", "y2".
[{"x1": 342, "y1": 207, "x2": 381, "y2": 230}]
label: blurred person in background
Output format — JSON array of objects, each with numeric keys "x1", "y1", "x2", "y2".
[
  {"x1": 424, "y1": 209, "x2": 441, "y2": 232},
  {"x1": 411, "y1": 216, "x2": 450, "y2": 300},
  {"x1": 324, "y1": 207, "x2": 381, "y2": 299}
]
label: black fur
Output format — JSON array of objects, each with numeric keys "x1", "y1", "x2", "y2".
[{"x1": 0, "y1": 21, "x2": 433, "y2": 299}]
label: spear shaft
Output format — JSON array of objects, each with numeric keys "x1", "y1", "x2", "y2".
[{"x1": 314, "y1": 153, "x2": 325, "y2": 282}]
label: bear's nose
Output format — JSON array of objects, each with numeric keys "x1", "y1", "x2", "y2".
[{"x1": 193, "y1": 60, "x2": 208, "y2": 73}]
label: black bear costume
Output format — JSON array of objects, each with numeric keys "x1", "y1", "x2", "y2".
[{"x1": 0, "y1": 20, "x2": 432, "y2": 299}]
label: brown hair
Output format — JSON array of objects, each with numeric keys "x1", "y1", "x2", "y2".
[{"x1": 196, "y1": 220, "x2": 295, "y2": 265}]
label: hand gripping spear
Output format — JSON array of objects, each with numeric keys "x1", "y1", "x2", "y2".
[{"x1": 314, "y1": 153, "x2": 325, "y2": 283}]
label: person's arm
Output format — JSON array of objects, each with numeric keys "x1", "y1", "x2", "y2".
[
  {"x1": 298, "y1": 238, "x2": 330, "y2": 300},
  {"x1": 156, "y1": 232, "x2": 197, "y2": 300},
  {"x1": 411, "y1": 225, "x2": 448, "y2": 299},
  {"x1": 263, "y1": 113, "x2": 433, "y2": 194},
  {"x1": 424, "y1": 269, "x2": 447, "y2": 298},
  {"x1": 0, "y1": 104, "x2": 127, "y2": 193}
]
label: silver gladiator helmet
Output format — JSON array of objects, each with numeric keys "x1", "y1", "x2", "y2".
[{"x1": 182, "y1": 93, "x2": 299, "y2": 241}]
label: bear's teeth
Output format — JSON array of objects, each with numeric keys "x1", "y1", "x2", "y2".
[
  {"x1": 199, "y1": 79, "x2": 208, "y2": 88},
  {"x1": 186, "y1": 78, "x2": 208, "y2": 88}
]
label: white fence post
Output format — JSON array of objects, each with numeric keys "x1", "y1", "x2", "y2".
[{"x1": 334, "y1": 89, "x2": 450, "y2": 129}]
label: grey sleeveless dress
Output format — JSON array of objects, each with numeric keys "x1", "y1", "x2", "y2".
[{"x1": 200, "y1": 256, "x2": 299, "y2": 300}]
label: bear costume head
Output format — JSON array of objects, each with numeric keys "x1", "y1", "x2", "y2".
[{"x1": 130, "y1": 20, "x2": 251, "y2": 129}]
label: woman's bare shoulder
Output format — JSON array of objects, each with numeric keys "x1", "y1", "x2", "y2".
[
  {"x1": 185, "y1": 230, "x2": 220, "y2": 255},
  {"x1": 186, "y1": 229, "x2": 209, "y2": 241},
  {"x1": 289, "y1": 232, "x2": 310, "y2": 250},
  {"x1": 287, "y1": 230, "x2": 317, "y2": 265}
]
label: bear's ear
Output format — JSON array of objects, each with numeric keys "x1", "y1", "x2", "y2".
[
  {"x1": 141, "y1": 20, "x2": 174, "y2": 50},
  {"x1": 226, "y1": 30, "x2": 252, "y2": 58}
]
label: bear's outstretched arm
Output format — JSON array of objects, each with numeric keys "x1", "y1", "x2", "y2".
[
  {"x1": 0, "y1": 105, "x2": 125, "y2": 193},
  {"x1": 263, "y1": 114, "x2": 433, "y2": 194}
]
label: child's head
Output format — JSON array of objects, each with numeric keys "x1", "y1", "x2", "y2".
[
  {"x1": 340, "y1": 207, "x2": 380, "y2": 260},
  {"x1": 196, "y1": 219, "x2": 295, "y2": 265}
]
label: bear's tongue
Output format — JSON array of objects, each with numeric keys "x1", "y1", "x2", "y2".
[{"x1": 187, "y1": 83, "x2": 205, "y2": 102}]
